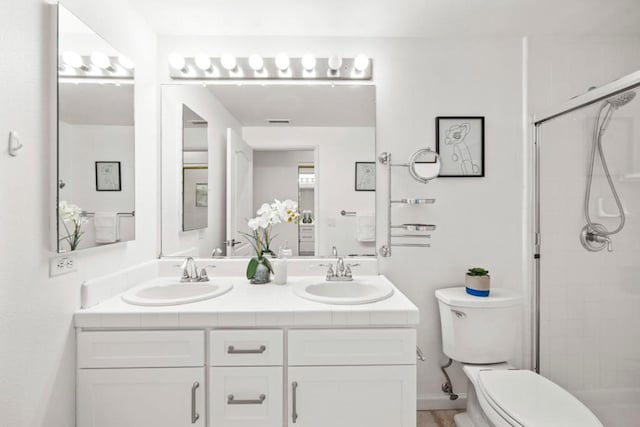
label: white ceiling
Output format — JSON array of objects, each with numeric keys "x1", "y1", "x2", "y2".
[
  {"x1": 128, "y1": 0, "x2": 640, "y2": 37},
  {"x1": 206, "y1": 84, "x2": 376, "y2": 127}
]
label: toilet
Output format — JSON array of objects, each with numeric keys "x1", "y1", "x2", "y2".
[{"x1": 435, "y1": 287, "x2": 603, "y2": 427}]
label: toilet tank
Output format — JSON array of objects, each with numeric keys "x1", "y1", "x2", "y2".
[{"x1": 435, "y1": 287, "x2": 522, "y2": 364}]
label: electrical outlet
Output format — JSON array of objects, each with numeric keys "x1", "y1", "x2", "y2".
[{"x1": 50, "y1": 255, "x2": 77, "y2": 277}]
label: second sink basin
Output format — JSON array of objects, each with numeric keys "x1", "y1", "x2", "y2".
[
  {"x1": 122, "y1": 278, "x2": 233, "y2": 306},
  {"x1": 295, "y1": 279, "x2": 394, "y2": 305}
]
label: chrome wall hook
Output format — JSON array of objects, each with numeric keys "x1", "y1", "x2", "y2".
[{"x1": 8, "y1": 131, "x2": 23, "y2": 157}]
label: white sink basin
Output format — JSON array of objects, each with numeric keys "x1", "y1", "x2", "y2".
[
  {"x1": 122, "y1": 279, "x2": 233, "y2": 306},
  {"x1": 295, "y1": 279, "x2": 394, "y2": 305}
]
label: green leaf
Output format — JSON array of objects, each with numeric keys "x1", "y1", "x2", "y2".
[
  {"x1": 246, "y1": 257, "x2": 259, "y2": 279},
  {"x1": 261, "y1": 257, "x2": 273, "y2": 274}
]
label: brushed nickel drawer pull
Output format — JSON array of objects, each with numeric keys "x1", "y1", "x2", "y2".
[
  {"x1": 227, "y1": 394, "x2": 266, "y2": 405},
  {"x1": 191, "y1": 382, "x2": 200, "y2": 424},
  {"x1": 292, "y1": 381, "x2": 298, "y2": 423},
  {"x1": 227, "y1": 345, "x2": 266, "y2": 354}
]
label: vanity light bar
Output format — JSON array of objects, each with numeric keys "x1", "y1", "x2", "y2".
[
  {"x1": 58, "y1": 54, "x2": 134, "y2": 80},
  {"x1": 168, "y1": 56, "x2": 372, "y2": 80}
]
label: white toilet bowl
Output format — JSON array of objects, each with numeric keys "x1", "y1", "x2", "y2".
[{"x1": 435, "y1": 287, "x2": 603, "y2": 427}]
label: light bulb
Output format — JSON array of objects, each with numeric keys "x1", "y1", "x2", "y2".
[
  {"x1": 194, "y1": 54, "x2": 212, "y2": 71},
  {"x1": 354, "y1": 54, "x2": 370, "y2": 72},
  {"x1": 90, "y1": 52, "x2": 112, "y2": 70},
  {"x1": 328, "y1": 55, "x2": 343, "y2": 71},
  {"x1": 301, "y1": 53, "x2": 316, "y2": 71},
  {"x1": 169, "y1": 53, "x2": 186, "y2": 71},
  {"x1": 275, "y1": 52, "x2": 290, "y2": 71},
  {"x1": 221, "y1": 54, "x2": 237, "y2": 71},
  {"x1": 62, "y1": 51, "x2": 85, "y2": 69},
  {"x1": 248, "y1": 54, "x2": 264, "y2": 71},
  {"x1": 118, "y1": 55, "x2": 134, "y2": 70}
]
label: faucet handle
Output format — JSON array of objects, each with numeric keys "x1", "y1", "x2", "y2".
[
  {"x1": 199, "y1": 268, "x2": 209, "y2": 282},
  {"x1": 344, "y1": 265, "x2": 353, "y2": 278},
  {"x1": 325, "y1": 265, "x2": 335, "y2": 278}
]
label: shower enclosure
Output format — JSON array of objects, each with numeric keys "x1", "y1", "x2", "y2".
[{"x1": 534, "y1": 72, "x2": 640, "y2": 427}]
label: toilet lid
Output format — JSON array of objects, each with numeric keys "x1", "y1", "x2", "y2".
[{"x1": 478, "y1": 370, "x2": 603, "y2": 427}]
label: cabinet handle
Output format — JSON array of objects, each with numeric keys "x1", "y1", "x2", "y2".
[
  {"x1": 227, "y1": 394, "x2": 266, "y2": 405},
  {"x1": 292, "y1": 381, "x2": 298, "y2": 423},
  {"x1": 227, "y1": 345, "x2": 266, "y2": 354},
  {"x1": 191, "y1": 382, "x2": 200, "y2": 424}
]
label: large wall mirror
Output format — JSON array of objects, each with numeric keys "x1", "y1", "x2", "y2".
[
  {"x1": 56, "y1": 4, "x2": 135, "y2": 252},
  {"x1": 161, "y1": 84, "x2": 376, "y2": 258}
]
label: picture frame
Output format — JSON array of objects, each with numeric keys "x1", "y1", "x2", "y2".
[
  {"x1": 195, "y1": 183, "x2": 208, "y2": 207},
  {"x1": 95, "y1": 161, "x2": 122, "y2": 191},
  {"x1": 355, "y1": 162, "x2": 376, "y2": 191},
  {"x1": 435, "y1": 116, "x2": 485, "y2": 177}
]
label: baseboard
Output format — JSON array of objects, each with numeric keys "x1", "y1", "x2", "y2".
[{"x1": 417, "y1": 393, "x2": 467, "y2": 410}]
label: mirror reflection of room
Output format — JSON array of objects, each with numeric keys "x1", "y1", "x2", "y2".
[
  {"x1": 57, "y1": 5, "x2": 135, "y2": 252},
  {"x1": 182, "y1": 105, "x2": 209, "y2": 232},
  {"x1": 161, "y1": 84, "x2": 376, "y2": 258}
]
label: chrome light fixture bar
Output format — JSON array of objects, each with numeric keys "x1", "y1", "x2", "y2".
[
  {"x1": 58, "y1": 53, "x2": 134, "y2": 80},
  {"x1": 168, "y1": 56, "x2": 372, "y2": 80}
]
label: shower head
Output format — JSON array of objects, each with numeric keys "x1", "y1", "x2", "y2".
[{"x1": 606, "y1": 91, "x2": 636, "y2": 109}]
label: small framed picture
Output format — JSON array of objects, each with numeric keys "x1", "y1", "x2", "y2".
[
  {"x1": 195, "y1": 183, "x2": 208, "y2": 207},
  {"x1": 436, "y1": 117, "x2": 485, "y2": 177},
  {"x1": 355, "y1": 162, "x2": 376, "y2": 191},
  {"x1": 95, "y1": 161, "x2": 121, "y2": 191}
]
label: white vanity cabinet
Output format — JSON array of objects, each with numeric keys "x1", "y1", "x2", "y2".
[
  {"x1": 77, "y1": 331, "x2": 206, "y2": 427},
  {"x1": 286, "y1": 329, "x2": 416, "y2": 427},
  {"x1": 76, "y1": 328, "x2": 415, "y2": 427}
]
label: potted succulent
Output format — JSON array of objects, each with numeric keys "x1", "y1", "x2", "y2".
[{"x1": 465, "y1": 267, "x2": 490, "y2": 297}]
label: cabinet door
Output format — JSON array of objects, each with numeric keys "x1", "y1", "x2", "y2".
[
  {"x1": 287, "y1": 366, "x2": 415, "y2": 427},
  {"x1": 210, "y1": 367, "x2": 283, "y2": 427},
  {"x1": 78, "y1": 367, "x2": 205, "y2": 427}
]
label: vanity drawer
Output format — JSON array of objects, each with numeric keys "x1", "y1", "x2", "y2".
[
  {"x1": 210, "y1": 367, "x2": 283, "y2": 427},
  {"x1": 78, "y1": 331, "x2": 205, "y2": 368},
  {"x1": 288, "y1": 329, "x2": 416, "y2": 366},
  {"x1": 210, "y1": 330, "x2": 283, "y2": 366}
]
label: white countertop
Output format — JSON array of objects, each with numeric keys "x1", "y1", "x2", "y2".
[{"x1": 75, "y1": 275, "x2": 419, "y2": 329}]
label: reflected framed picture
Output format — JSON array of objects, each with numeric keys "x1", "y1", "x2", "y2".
[
  {"x1": 355, "y1": 162, "x2": 376, "y2": 191},
  {"x1": 195, "y1": 183, "x2": 208, "y2": 207},
  {"x1": 436, "y1": 116, "x2": 485, "y2": 177},
  {"x1": 95, "y1": 161, "x2": 122, "y2": 191}
]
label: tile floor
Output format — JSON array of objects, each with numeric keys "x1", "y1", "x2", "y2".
[{"x1": 417, "y1": 410, "x2": 462, "y2": 427}]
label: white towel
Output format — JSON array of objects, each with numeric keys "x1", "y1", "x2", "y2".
[
  {"x1": 356, "y1": 213, "x2": 375, "y2": 242},
  {"x1": 93, "y1": 212, "x2": 119, "y2": 244}
]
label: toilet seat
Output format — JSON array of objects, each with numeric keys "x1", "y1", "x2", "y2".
[{"x1": 477, "y1": 370, "x2": 603, "y2": 427}]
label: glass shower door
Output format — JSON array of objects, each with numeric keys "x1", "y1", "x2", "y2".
[{"x1": 537, "y1": 89, "x2": 640, "y2": 427}]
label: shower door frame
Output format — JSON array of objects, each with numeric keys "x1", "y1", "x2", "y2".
[{"x1": 531, "y1": 70, "x2": 640, "y2": 374}]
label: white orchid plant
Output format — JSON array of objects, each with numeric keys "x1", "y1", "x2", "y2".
[
  {"x1": 242, "y1": 199, "x2": 299, "y2": 279},
  {"x1": 58, "y1": 201, "x2": 88, "y2": 251}
]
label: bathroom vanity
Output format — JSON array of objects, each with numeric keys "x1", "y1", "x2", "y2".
[{"x1": 74, "y1": 260, "x2": 418, "y2": 427}]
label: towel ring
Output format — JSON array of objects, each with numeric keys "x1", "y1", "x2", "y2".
[{"x1": 408, "y1": 148, "x2": 440, "y2": 183}]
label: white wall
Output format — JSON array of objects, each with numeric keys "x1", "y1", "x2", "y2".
[
  {"x1": 58, "y1": 122, "x2": 135, "y2": 249},
  {"x1": 253, "y1": 149, "x2": 315, "y2": 256},
  {"x1": 159, "y1": 36, "x2": 526, "y2": 406},
  {"x1": 0, "y1": 1, "x2": 158, "y2": 426},
  {"x1": 161, "y1": 85, "x2": 242, "y2": 256},
  {"x1": 244, "y1": 126, "x2": 377, "y2": 257}
]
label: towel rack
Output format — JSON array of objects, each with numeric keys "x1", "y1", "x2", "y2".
[
  {"x1": 378, "y1": 150, "x2": 438, "y2": 257},
  {"x1": 81, "y1": 210, "x2": 135, "y2": 217},
  {"x1": 340, "y1": 210, "x2": 357, "y2": 216}
]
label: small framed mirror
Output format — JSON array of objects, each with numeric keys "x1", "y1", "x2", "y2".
[
  {"x1": 56, "y1": 4, "x2": 135, "y2": 253},
  {"x1": 408, "y1": 148, "x2": 440, "y2": 183}
]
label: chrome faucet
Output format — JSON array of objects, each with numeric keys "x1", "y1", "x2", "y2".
[
  {"x1": 323, "y1": 246, "x2": 357, "y2": 281},
  {"x1": 181, "y1": 257, "x2": 209, "y2": 282}
]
